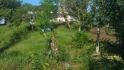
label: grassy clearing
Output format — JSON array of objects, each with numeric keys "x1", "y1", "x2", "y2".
[
  {"x1": 0, "y1": 26, "x2": 90, "y2": 70},
  {"x1": 0, "y1": 22, "x2": 28, "y2": 50},
  {"x1": 0, "y1": 25, "x2": 122, "y2": 70}
]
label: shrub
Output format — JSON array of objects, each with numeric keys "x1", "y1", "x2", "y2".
[
  {"x1": 57, "y1": 46, "x2": 70, "y2": 62},
  {"x1": 0, "y1": 22, "x2": 28, "y2": 51},
  {"x1": 72, "y1": 32, "x2": 92, "y2": 48},
  {"x1": 27, "y1": 52, "x2": 46, "y2": 70}
]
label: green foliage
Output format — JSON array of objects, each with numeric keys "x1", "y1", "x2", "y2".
[
  {"x1": 0, "y1": 8, "x2": 12, "y2": 18},
  {"x1": 0, "y1": 0, "x2": 21, "y2": 9},
  {"x1": 88, "y1": 58, "x2": 124, "y2": 70},
  {"x1": 65, "y1": 0, "x2": 93, "y2": 31},
  {"x1": 27, "y1": 52, "x2": 44, "y2": 70},
  {"x1": 36, "y1": 0, "x2": 57, "y2": 30},
  {"x1": 57, "y1": 46, "x2": 70, "y2": 62},
  {"x1": 0, "y1": 0, "x2": 23, "y2": 24},
  {"x1": 0, "y1": 22, "x2": 28, "y2": 50},
  {"x1": 10, "y1": 23, "x2": 28, "y2": 44},
  {"x1": 73, "y1": 32, "x2": 92, "y2": 48},
  {"x1": 1, "y1": 0, "x2": 124, "y2": 70}
]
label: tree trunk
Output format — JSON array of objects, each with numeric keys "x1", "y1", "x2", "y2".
[
  {"x1": 67, "y1": 21, "x2": 71, "y2": 28},
  {"x1": 50, "y1": 35, "x2": 58, "y2": 55},
  {"x1": 77, "y1": 20, "x2": 81, "y2": 32},
  {"x1": 96, "y1": 26, "x2": 100, "y2": 55},
  {"x1": 78, "y1": 26, "x2": 81, "y2": 32}
]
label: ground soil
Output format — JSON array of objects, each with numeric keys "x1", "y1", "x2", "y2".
[{"x1": 90, "y1": 27, "x2": 117, "y2": 43}]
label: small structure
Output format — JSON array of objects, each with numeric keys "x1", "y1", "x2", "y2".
[
  {"x1": 56, "y1": 15, "x2": 66, "y2": 23},
  {"x1": 54, "y1": 15, "x2": 76, "y2": 24},
  {"x1": 52, "y1": 2, "x2": 76, "y2": 24},
  {"x1": 0, "y1": 18, "x2": 6, "y2": 25}
]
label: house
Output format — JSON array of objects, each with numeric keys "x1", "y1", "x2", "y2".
[
  {"x1": 50, "y1": 1, "x2": 77, "y2": 25},
  {"x1": 54, "y1": 15, "x2": 76, "y2": 24},
  {"x1": 52, "y1": 2, "x2": 76, "y2": 24},
  {"x1": 56, "y1": 15, "x2": 66, "y2": 23}
]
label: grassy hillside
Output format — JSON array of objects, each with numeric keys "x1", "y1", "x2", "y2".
[
  {"x1": 0, "y1": 25, "x2": 92, "y2": 70},
  {"x1": 0, "y1": 25, "x2": 124, "y2": 70}
]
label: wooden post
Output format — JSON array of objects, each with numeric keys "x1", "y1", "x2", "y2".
[{"x1": 96, "y1": 25, "x2": 100, "y2": 55}]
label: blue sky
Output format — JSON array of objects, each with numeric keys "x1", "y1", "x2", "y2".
[{"x1": 22, "y1": 0, "x2": 41, "y2": 5}]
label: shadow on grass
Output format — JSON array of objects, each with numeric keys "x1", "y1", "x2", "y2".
[
  {"x1": 89, "y1": 57, "x2": 124, "y2": 70},
  {"x1": 0, "y1": 40, "x2": 22, "y2": 53},
  {"x1": 101, "y1": 40, "x2": 124, "y2": 60},
  {"x1": 88, "y1": 40, "x2": 124, "y2": 70}
]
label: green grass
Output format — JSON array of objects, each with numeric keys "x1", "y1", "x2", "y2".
[
  {"x1": 5, "y1": 32, "x2": 46, "y2": 54},
  {"x1": 0, "y1": 25, "x2": 122, "y2": 70},
  {"x1": 0, "y1": 31, "x2": 47, "y2": 69},
  {"x1": 0, "y1": 22, "x2": 28, "y2": 49}
]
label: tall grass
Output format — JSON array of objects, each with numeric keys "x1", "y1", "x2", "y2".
[{"x1": 0, "y1": 22, "x2": 28, "y2": 51}]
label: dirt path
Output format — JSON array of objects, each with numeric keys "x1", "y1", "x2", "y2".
[{"x1": 90, "y1": 27, "x2": 117, "y2": 42}]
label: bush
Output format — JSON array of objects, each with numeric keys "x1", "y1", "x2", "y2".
[
  {"x1": 57, "y1": 46, "x2": 70, "y2": 62},
  {"x1": 27, "y1": 52, "x2": 44, "y2": 70},
  {"x1": 72, "y1": 32, "x2": 92, "y2": 48},
  {"x1": 89, "y1": 58, "x2": 124, "y2": 70},
  {"x1": 0, "y1": 22, "x2": 28, "y2": 50},
  {"x1": 9, "y1": 23, "x2": 28, "y2": 44}
]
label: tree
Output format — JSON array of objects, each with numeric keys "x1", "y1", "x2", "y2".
[
  {"x1": 103, "y1": 0, "x2": 124, "y2": 45},
  {"x1": 91, "y1": 0, "x2": 124, "y2": 55},
  {"x1": 92, "y1": 0, "x2": 104, "y2": 55},
  {"x1": 0, "y1": 0, "x2": 21, "y2": 9},
  {"x1": 0, "y1": 0, "x2": 22, "y2": 23},
  {"x1": 65, "y1": 0, "x2": 90, "y2": 31},
  {"x1": 39, "y1": 0, "x2": 57, "y2": 27}
]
